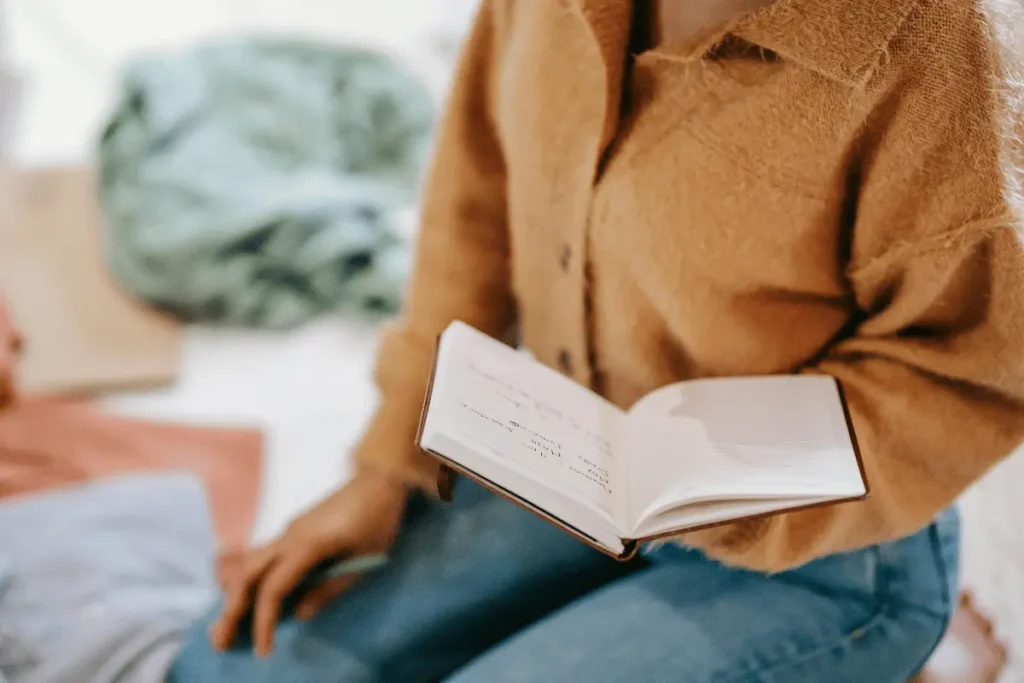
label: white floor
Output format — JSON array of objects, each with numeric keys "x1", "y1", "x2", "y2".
[{"x1": 6, "y1": 2, "x2": 1024, "y2": 679}]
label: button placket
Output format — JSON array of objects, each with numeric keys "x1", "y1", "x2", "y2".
[
  {"x1": 560, "y1": 192, "x2": 596, "y2": 385},
  {"x1": 557, "y1": 228, "x2": 579, "y2": 379},
  {"x1": 559, "y1": 244, "x2": 572, "y2": 272},
  {"x1": 557, "y1": 348, "x2": 574, "y2": 375}
]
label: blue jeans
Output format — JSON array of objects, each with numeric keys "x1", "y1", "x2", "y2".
[{"x1": 169, "y1": 481, "x2": 959, "y2": 682}]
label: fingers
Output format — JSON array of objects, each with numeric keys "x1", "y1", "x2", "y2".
[
  {"x1": 216, "y1": 549, "x2": 246, "y2": 590},
  {"x1": 252, "y1": 548, "x2": 320, "y2": 658},
  {"x1": 295, "y1": 573, "x2": 361, "y2": 621},
  {"x1": 209, "y1": 545, "x2": 276, "y2": 651}
]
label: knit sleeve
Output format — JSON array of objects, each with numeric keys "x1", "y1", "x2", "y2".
[
  {"x1": 351, "y1": 0, "x2": 515, "y2": 491},
  {"x1": 682, "y1": 13, "x2": 1024, "y2": 571}
]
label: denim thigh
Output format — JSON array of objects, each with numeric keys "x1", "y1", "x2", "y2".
[
  {"x1": 170, "y1": 482, "x2": 959, "y2": 683},
  {"x1": 446, "y1": 507, "x2": 960, "y2": 683},
  {"x1": 169, "y1": 481, "x2": 638, "y2": 682}
]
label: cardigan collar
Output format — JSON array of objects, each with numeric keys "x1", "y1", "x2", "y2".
[
  {"x1": 731, "y1": 0, "x2": 920, "y2": 85},
  {"x1": 575, "y1": 0, "x2": 920, "y2": 86}
]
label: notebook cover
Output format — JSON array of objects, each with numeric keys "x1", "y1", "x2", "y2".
[
  {"x1": 0, "y1": 167, "x2": 182, "y2": 396},
  {"x1": 416, "y1": 337, "x2": 869, "y2": 561}
]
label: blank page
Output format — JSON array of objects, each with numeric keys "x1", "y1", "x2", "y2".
[
  {"x1": 626, "y1": 375, "x2": 864, "y2": 520},
  {"x1": 632, "y1": 494, "x2": 839, "y2": 539}
]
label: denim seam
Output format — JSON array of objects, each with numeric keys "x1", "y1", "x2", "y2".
[
  {"x1": 717, "y1": 607, "x2": 894, "y2": 683},
  {"x1": 932, "y1": 517, "x2": 955, "y2": 617},
  {"x1": 717, "y1": 523, "x2": 952, "y2": 683},
  {"x1": 872, "y1": 543, "x2": 891, "y2": 615},
  {"x1": 903, "y1": 522, "x2": 956, "y2": 678},
  {"x1": 713, "y1": 553, "x2": 891, "y2": 683}
]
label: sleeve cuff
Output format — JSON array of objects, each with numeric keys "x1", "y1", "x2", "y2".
[{"x1": 352, "y1": 397, "x2": 441, "y2": 494}]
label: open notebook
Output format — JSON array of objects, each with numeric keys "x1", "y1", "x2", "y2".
[{"x1": 418, "y1": 322, "x2": 868, "y2": 560}]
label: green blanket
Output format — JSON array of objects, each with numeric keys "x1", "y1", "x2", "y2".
[{"x1": 97, "y1": 39, "x2": 433, "y2": 328}]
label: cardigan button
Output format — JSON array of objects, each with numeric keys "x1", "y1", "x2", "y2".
[
  {"x1": 559, "y1": 244, "x2": 572, "y2": 272},
  {"x1": 557, "y1": 349, "x2": 573, "y2": 375}
]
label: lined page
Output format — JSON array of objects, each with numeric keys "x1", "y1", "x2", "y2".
[{"x1": 430, "y1": 323, "x2": 629, "y2": 522}]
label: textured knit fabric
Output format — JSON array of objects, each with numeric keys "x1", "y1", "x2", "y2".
[
  {"x1": 169, "y1": 481, "x2": 959, "y2": 683},
  {"x1": 97, "y1": 39, "x2": 433, "y2": 328},
  {"x1": 353, "y1": 0, "x2": 1024, "y2": 572},
  {"x1": 0, "y1": 473, "x2": 217, "y2": 683}
]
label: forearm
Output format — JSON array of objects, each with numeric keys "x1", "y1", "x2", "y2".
[{"x1": 683, "y1": 219, "x2": 1024, "y2": 572}]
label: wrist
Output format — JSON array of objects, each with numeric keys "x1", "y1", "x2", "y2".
[{"x1": 353, "y1": 467, "x2": 411, "y2": 504}]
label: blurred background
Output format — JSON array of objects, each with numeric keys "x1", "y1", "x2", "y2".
[
  {"x1": 1, "y1": 0, "x2": 477, "y2": 544},
  {"x1": 2, "y1": 1, "x2": 1024, "y2": 681}
]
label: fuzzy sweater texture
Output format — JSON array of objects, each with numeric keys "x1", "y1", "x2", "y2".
[{"x1": 353, "y1": 0, "x2": 1024, "y2": 571}]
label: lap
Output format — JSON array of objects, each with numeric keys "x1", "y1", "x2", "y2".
[
  {"x1": 171, "y1": 481, "x2": 637, "y2": 682},
  {"x1": 170, "y1": 484, "x2": 959, "y2": 683},
  {"x1": 450, "y1": 529, "x2": 957, "y2": 683}
]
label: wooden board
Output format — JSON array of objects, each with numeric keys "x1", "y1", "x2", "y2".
[{"x1": 0, "y1": 167, "x2": 182, "y2": 395}]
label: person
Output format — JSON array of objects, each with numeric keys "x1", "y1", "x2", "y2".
[{"x1": 168, "y1": 0, "x2": 1024, "y2": 680}]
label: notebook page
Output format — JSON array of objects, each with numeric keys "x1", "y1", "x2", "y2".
[
  {"x1": 625, "y1": 413, "x2": 712, "y2": 528},
  {"x1": 626, "y1": 375, "x2": 864, "y2": 518},
  {"x1": 632, "y1": 494, "x2": 838, "y2": 538},
  {"x1": 428, "y1": 322, "x2": 630, "y2": 528}
]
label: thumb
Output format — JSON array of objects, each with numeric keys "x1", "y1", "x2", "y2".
[{"x1": 295, "y1": 574, "x2": 362, "y2": 621}]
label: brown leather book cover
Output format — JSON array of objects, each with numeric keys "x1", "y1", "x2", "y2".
[
  {"x1": 416, "y1": 335, "x2": 868, "y2": 561},
  {"x1": 0, "y1": 167, "x2": 182, "y2": 395}
]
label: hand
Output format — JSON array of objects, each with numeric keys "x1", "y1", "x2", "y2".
[{"x1": 208, "y1": 469, "x2": 408, "y2": 657}]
